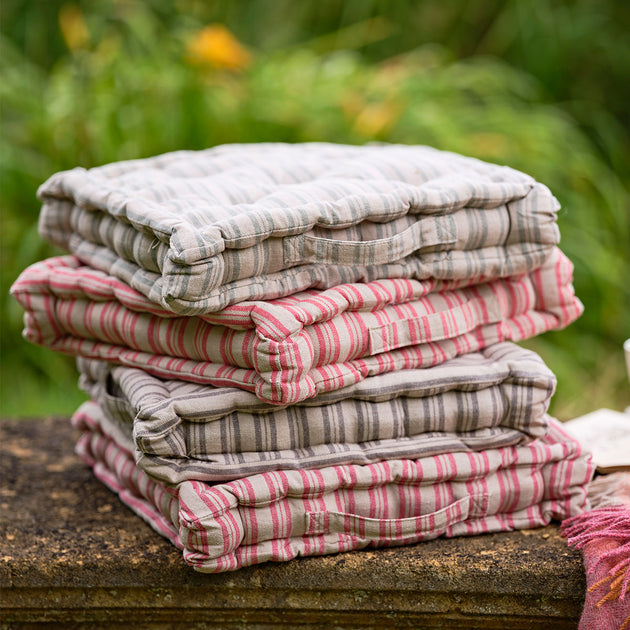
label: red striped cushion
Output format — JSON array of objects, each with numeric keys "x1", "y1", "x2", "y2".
[
  {"x1": 72, "y1": 400, "x2": 593, "y2": 573},
  {"x1": 12, "y1": 248, "x2": 582, "y2": 405}
]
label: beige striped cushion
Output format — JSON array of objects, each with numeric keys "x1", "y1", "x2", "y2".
[
  {"x1": 37, "y1": 143, "x2": 560, "y2": 314},
  {"x1": 77, "y1": 342, "x2": 555, "y2": 483}
]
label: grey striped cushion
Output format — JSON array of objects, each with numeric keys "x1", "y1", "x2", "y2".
[
  {"x1": 77, "y1": 343, "x2": 556, "y2": 484},
  {"x1": 38, "y1": 143, "x2": 560, "y2": 314}
]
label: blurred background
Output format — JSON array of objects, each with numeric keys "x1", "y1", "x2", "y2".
[{"x1": 1, "y1": 0, "x2": 629, "y2": 419}]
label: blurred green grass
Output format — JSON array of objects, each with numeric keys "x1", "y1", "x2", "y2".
[{"x1": 1, "y1": 0, "x2": 629, "y2": 419}]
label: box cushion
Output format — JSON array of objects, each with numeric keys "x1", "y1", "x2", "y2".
[
  {"x1": 77, "y1": 342, "x2": 555, "y2": 483},
  {"x1": 37, "y1": 143, "x2": 560, "y2": 314},
  {"x1": 72, "y1": 401, "x2": 593, "y2": 573},
  {"x1": 12, "y1": 248, "x2": 582, "y2": 405}
]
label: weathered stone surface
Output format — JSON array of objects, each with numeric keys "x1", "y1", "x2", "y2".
[{"x1": 0, "y1": 417, "x2": 584, "y2": 628}]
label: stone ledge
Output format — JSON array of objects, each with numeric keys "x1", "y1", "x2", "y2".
[{"x1": 0, "y1": 417, "x2": 585, "y2": 629}]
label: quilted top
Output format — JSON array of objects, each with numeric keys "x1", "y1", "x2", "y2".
[{"x1": 37, "y1": 143, "x2": 560, "y2": 313}]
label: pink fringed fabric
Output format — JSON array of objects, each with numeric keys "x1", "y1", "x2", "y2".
[{"x1": 562, "y1": 473, "x2": 630, "y2": 630}]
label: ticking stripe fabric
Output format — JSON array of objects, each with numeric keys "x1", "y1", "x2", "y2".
[
  {"x1": 77, "y1": 342, "x2": 556, "y2": 483},
  {"x1": 37, "y1": 143, "x2": 560, "y2": 314},
  {"x1": 11, "y1": 247, "x2": 582, "y2": 405},
  {"x1": 12, "y1": 142, "x2": 592, "y2": 574},
  {"x1": 72, "y1": 400, "x2": 593, "y2": 573}
]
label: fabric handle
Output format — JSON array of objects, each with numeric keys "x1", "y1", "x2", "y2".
[
  {"x1": 304, "y1": 494, "x2": 488, "y2": 539},
  {"x1": 283, "y1": 220, "x2": 456, "y2": 266},
  {"x1": 368, "y1": 299, "x2": 503, "y2": 355}
]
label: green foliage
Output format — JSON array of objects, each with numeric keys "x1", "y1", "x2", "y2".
[{"x1": 1, "y1": 1, "x2": 629, "y2": 418}]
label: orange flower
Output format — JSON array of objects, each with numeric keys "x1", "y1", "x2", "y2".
[
  {"x1": 186, "y1": 24, "x2": 251, "y2": 71},
  {"x1": 353, "y1": 100, "x2": 401, "y2": 138},
  {"x1": 468, "y1": 132, "x2": 508, "y2": 158},
  {"x1": 59, "y1": 4, "x2": 90, "y2": 51}
]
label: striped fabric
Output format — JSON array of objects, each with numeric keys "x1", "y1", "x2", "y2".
[
  {"x1": 14, "y1": 142, "x2": 591, "y2": 575},
  {"x1": 12, "y1": 248, "x2": 582, "y2": 405},
  {"x1": 72, "y1": 400, "x2": 594, "y2": 573},
  {"x1": 37, "y1": 143, "x2": 560, "y2": 314},
  {"x1": 77, "y1": 343, "x2": 556, "y2": 483}
]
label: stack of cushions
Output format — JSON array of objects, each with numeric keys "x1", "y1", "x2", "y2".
[{"x1": 11, "y1": 142, "x2": 594, "y2": 572}]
